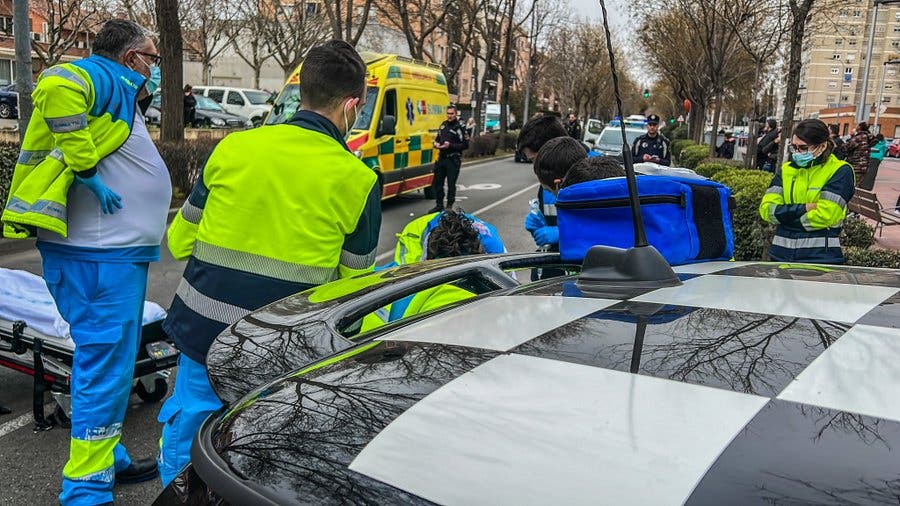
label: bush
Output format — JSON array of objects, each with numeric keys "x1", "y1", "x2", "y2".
[
  {"x1": 712, "y1": 169, "x2": 775, "y2": 261},
  {"x1": 845, "y1": 247, "x2": 900, "y2": 268},
  {"x1": 679, "y1": 144, "x2": 711, "y2": 169},
  {"x1": 841, "y1": 216, "x2": 876, "y2": 249},
  {"x1": 156, "y1": 138, "x2": 222, "y2": 199},
  {"x1": 666, "y1": 124, "x2": 689, "y2": 140},
  {"x1": 694, "y1": 158, "x2": 744, "y2": 179},
  {"x1": 671, "y1": 139, "x2": 695, "y2": 161},
  {"x1": 464, "y1": 133, "x2": 499, "y2": 158},
  {"x1": 498, "y1": 131, "x2": 518, "y2": 151},
  {"x1": 0, "y1": 141, "x2": 18, "y2": 207}
]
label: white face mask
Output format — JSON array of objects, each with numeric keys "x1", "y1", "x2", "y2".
[{"x1": 342, "y1": 99, "x2": 360, "y2": 141}]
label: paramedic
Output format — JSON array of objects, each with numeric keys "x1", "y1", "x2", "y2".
[
  {"x1": 631, "y1": 114, "x2": 671, "y2": 166},
  {"x1": 1, "y1": 20, "x2": 170, "y2": 504},
  {"x1": 390, "y1": 209, "x2": 505, "y2": 268},
  {"x1": 760, "y1": 119, "x2": 854, "y2": 264},
  {"x1": 158, "y1": 40, "x2": 381, "y2": 486},
  {"x1": 518, "y1": 115, "x2": 569, "y2": 251}
]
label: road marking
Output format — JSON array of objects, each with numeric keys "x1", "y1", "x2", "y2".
[
  {"x1": 0, "y1": 406, "x2": 51, "y2": 439},
  {"x1": 457, "y1": 183, "x2": 502, "y2": 191},
  {"x1": 375, "y1": 182, "x2": 539, "y2": 263}
]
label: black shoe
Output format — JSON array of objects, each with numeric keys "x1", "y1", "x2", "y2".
[
  {"x1": 427, "y1": 205, "x2": 444, "y2": 213},
  {"x1": 115, "y1": 457, "x2": 158, "y2": 485}
]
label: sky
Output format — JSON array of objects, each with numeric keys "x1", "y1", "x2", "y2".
[{"x1": 569, "y1": 0, "x2": 633, "y2": 33}]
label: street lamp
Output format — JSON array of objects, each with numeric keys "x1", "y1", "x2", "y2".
[
  {"x1": 858, "y1": 0, "x2": 900, "y2": 125},
  {"x1": 873, "y1": 56, "x2": 900, "y2": 133}
]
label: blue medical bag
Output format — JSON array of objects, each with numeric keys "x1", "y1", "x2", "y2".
[{"x1": 555, "y1": 175, "x2": 734, "y2": 265}]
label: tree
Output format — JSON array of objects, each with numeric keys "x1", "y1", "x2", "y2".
[
  {"x1": 262, "y1": 1, "x2": 331, "y2": 79},
  {"x1": 497, "y1": 0, "x2": 535, "y2": 132},
  {"x1": 376, "y1": 0, "x2": 448, "y2": 62},
  {"x1": 231, "y1": 0, "x2": 273, "y2": 89},
  {"x1": 181, "y1": 0, "x2": 239, "y2": 85},
  {"x1": 30, "y1": 0, "x2": 103, "y2": 69},
  {"x1": 156, "y1": 0, "x2": 184, "y2": 141},
  {"x1": 321, "y1": 0, "x2": 372, "y2": 44},
  {"x1": 444, "y1": 0, "x2": 488, "y2": 96},
  {"x1": 779, "y1": 0, "x2": 817, "y2": 165}
]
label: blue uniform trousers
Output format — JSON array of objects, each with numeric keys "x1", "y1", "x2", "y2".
[
  {"x1": 157, "y1": 354, "x2": 222, "y2": 487},
  {"x1": 41, "y1": 252, "x2": 147, "y2": 506}
]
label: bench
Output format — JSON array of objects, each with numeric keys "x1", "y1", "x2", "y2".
[{"x1": 847, "y1": 188, "x2": 900, "y2": 237}]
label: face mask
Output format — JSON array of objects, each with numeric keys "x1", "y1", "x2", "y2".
[
  {"x1": 145, "y1": 64, "x2": 162, "y2": 95},
  {"x1": 791, "y1": 151, "x2": 815, "y2": 167},
  {"x1": 342, "y1": 99, "x2": 359, "y2": 141}
]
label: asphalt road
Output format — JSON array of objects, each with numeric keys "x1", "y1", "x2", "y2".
[{"x1": 0, "y1": 155, "x2": 540, "y2": 505}]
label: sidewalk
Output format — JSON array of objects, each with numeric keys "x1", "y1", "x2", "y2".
[{"x1": 869, "y1": 157, "x2": 900, "y2": 250}]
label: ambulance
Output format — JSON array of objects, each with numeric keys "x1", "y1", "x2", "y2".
[{"x1": 266, "y1": 53, "x2": 451, "y2": 199}]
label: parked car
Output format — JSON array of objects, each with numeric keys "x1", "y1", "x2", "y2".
[
  {"x1": 192, "y1": 86, "x2": 272, "y2": 127},
  {"x1": 592, "y1": 126, "x2": 646, "y2": 162},
  {"x1": 888, "y1": 138, "x2": 900, "y2": 158},
  {"x1": 0, "y1": 83, "x2": 20, "y2": 119},
  {"x1": 145, "y1": 93, "x2": 250, "y2": 129},
  {"x1": 582, "y1": 118, "x2": 604, "y2": 146},
  {"x1": 154, "y1": 252, "x2": 900, "y2": 505}
]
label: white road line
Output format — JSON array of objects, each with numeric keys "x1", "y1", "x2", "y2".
[
  {"x1": 375, "y1": 182, "x2": 539, "y2": 263},
  {"x1": 0, "y1": 406, "x2": 50, "y2": 439}
]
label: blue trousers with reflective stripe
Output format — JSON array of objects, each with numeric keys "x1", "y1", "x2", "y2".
[
  {"x1": 158, "y1": 354, "x2": 222, "y2": 487},
  {"x1": 40, "y1": 252, "x2": 147, "y2": 506}
]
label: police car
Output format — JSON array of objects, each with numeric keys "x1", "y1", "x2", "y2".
[
  {"x1": 154, "y1": 252, "x2": 900, "y2": 505},
  {"x1": 592, "y1": 125, "x2": 647, "y2": 162}
]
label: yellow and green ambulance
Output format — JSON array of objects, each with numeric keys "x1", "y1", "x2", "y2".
[{"x1": 266, "y1": 53, "x2": 451, "y2": 199}]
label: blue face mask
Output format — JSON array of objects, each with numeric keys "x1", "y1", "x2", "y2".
[
  {"x1": 791, "y1": 151, "x2": 815, "y2": 167},
  {"x1": 144, "y1": 65, "x2": 161, "y2": 95}
]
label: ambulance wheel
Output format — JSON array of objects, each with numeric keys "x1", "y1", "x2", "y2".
[
  {"x1": 136, "y1": 378, "x2": 168, "y2": 403},
  {"x1": 52, "y1": 405, "x2": 71, "y2": 429}
]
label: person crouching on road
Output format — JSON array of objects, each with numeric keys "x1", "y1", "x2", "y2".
[
  {"x1": 760, "y1": 119, "x2": 854, "y2": 264},
  {"x1": 430, "y1": 105, "x2": 469, "y2": 213},
  {"x1": 157, "y1": 40, "x2": 381, "y2": 487},
  {"x1": 1, "y1": 19, "x2": 170, "y2": 504}
]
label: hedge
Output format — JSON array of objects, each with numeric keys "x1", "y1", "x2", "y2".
[
  {"x1": 156, "y1": 138, "x2": 222, "y2": 199},
  {"x1": 694, "y1": 158, "x2": 744, "y2": 179},
  {"x1": 840, "y1": 216, "x2": 875, "y2": 249},
  {"x1": 671, "y1": 139, "x2": 695, "y2": 161},
  {"x1": 711, "y1": 168, "x2": 774, "y2": 261},
  {"x1": 679, "y1": 144, "x2": 711, "y2": 170},
  {"x1": 0, "y1": 142, "x2": 18, "y2": 208},
  {"x1": 465, "y1": 133, "x2": 499, "y2": 157},
  {"x1": 845, "y1": 247, "x2": 900, "y2": 268}
]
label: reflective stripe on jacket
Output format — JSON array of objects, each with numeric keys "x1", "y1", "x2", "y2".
[
  {"x1": 759, "y1": 153, "x2": 855, "y2": 264},
  {"x1": 163, "y1": 111, "x2": 382, "y2": 364},
  {"x1": 2, "y1": 55, "x2": 144, "y2": 238}
]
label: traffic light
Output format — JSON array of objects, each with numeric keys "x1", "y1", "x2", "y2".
[
  {"x1": 643, "y1": 89, "x2": 650, "y2": 99},
  {"x1": 669, "y1": 118, "x2": 675, "y2": 124}
]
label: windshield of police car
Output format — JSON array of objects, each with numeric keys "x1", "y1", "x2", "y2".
[{"x1": 598, "y1": 128, "x2": 644, "y2": 149}]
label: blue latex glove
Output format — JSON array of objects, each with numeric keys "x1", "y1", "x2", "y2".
[
  {"x1": 76, "y1": 173, "x2": 122, "y2": 214},
  {"x1": 533, "y1": 226, "x2": 559, "y2": 247},
  {"x1": 525, "y1": 212, "x2": 546, "y2": 232}
]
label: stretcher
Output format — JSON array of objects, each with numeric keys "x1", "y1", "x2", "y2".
[{"x1": 0, "y1": 268, "x2": 179, "y2": 430}]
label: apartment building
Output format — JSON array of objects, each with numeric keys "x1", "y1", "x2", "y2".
[{"x1": 798, "y1": 1, "x2": 900, "y2": 136}]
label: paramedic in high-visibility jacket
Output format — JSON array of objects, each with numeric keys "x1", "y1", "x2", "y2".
[
  {"x1": 1, "y1": 20, "x2": 170, "y2": 505},
  {"x1": 157, "y1": 40, "x2": 381, "y2": 486},
  {"x1": 759, "y1": 119, "x2": 855, "y2": 264}
]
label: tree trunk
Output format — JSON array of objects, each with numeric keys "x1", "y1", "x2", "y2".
[
  {"x1": 709, "y1": 94, "x2": 723, "y2": 157},
  {"x1": 156, "y1": 0, "x2": 184, "y2": 142},
  {"x1": 202, "y1": 60, "x2": 212, "y2": 85},
  {"x1": 780, "y1": 0, "x2": 814, "y2": 167}
]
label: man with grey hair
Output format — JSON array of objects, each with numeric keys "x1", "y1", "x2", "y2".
[{"x1": 2, "y1": 19, "x2": 169, "y2": 504}]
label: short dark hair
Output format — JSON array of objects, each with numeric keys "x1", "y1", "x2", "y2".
[
  {"x1": 561, "y1": 157, "x2": 625, "y2": 188},
  {"x1": 93, "y1": 19, "x2": 153, "y2": 61},
  {"x1": 533, "y1": 136, "x2": 588, "y2": 187},
  {"x1": 426, "y1": 211, "x2": 484, "y2": 259},
  {"x1": 517, "y1": 114, "x2": 566, "y2": 152},
  {"x1": 447, "y1": 105, "x2": 457, "y2": 113},
  {"x1": 766, "y1": 119, "x2": 778, "y2": 130},
  {"x1": 300, "y1": 40, "x2": 366, "y2": 110},
  {"x1": 876, "y1": 133, "x2": 885, "y2": 141},
  {"x1": 829, "y1": 124, "x2": 840, "y2": 135},
  {"x1": 858, "y1": 122, "x2": 870, "y2": 132}
]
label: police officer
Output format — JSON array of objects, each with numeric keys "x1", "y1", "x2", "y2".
[
  {"x1": 632, "y1": 114, "x2": 671, "y2": 166},
  {"x1": 565, "y1": 113, "x2": 582, "y2": 141},
  {"x1": 430, "y1": 106, "x2": 469, "y2": 212}
]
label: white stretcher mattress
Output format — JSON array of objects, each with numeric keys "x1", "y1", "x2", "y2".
[{"x1": 0, "y1": 268, "x2": 166, "y2": 344}]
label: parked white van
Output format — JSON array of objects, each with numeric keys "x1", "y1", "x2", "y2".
[{"x1": 192, "y1": 86, "x2": 273, "y2": 127}]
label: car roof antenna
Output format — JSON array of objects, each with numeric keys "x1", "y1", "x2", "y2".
[{"x1": 576, "y1": 0, "x2": 682, "y2": 299}]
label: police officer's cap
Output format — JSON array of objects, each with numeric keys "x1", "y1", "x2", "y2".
[{"x1": 646, "y1": 114, "x2": 660, "y2": 125}]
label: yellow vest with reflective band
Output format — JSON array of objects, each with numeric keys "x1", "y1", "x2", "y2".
[
  {"x1": 759, "y1": 154, "x2": 850, "y2": 230},
  {"x1": 2, "y1": 56, "x2": 143, "y2": 239},
  {"x1": 167, "y1": 124, "x2": 378, "y2": 282}
]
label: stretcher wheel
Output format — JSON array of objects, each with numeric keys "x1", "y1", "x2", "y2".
[{"x1": 136, "y1": 377, "x2": 168, "y2": 403}]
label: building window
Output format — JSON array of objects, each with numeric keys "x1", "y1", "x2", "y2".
[
  {"x1": 839, "y1": 9, "x2": 848, "y2": 16},
  {"x1": 305, "y1": 2, "x2": 318, "y2": 15},
  {"x1": 885, "y1": 97, "x2": 892, "y2": 103},
  {"x1": 890, "y1": 69, "x2": 897, "y2": 76},
  {"x1": 887, "y1": 83, "x2": 895, "y2": 90},
  {"x1": 0, "y1": 16, "x2": 12, "y2": 35},
  {"x1": 835, "y1": 38, "x2": 843, "y2": 46},
  {"x1": 841, "y1": 95, "x2": 850, "y2": 102},
  {"x1": 853, "y1": 10, "x2": 861, "y2": 17},
  {"x1": 895, "y1": 11, "x2": 900, "y2": 21},
  {"x1": 0, "y1": 59, "x2": 12, "y2": 85},
  {"x1": 831, "y1": 67, "x2": 839, "y2": 74},
  {"x1": 844, "y1": 67, "x2": 853, "y2": 74},
  {"x1": 833, "y1": 53, "x2": 841, "y2": 60},
  {"x1": 893, "y1": 40, "x2": 900, "y2": 48},
  {"x1": 849, "y1": 39, "x2": 857, "y2": 46},
  {"x1": 826, "y1": 95, "x2": 836, "y2": 102},
  {"x1": 829, "y1": 81, "x2": 838, "y2": 88}
]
